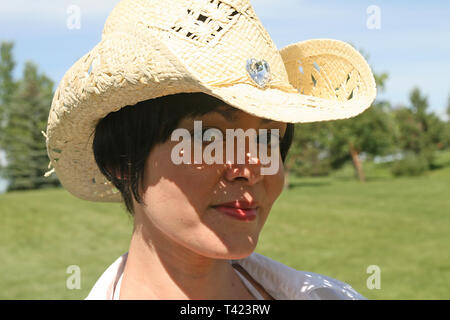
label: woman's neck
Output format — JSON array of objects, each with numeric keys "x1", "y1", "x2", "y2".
[{"x1": 118, "y1": 225, "x2": 256, "y2": 300}]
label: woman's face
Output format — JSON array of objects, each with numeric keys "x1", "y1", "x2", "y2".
[{"x1": 133, "y1": 105, "x2": 287, "y2": 260}]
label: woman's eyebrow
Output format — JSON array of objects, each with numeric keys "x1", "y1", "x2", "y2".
[{"x1": 208, "y1": 107, "x2": 275, "y2": 124}]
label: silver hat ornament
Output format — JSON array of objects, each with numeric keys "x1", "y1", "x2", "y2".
[{"x1": 246, "y1": 58, "x2": 271, "y2": 89}]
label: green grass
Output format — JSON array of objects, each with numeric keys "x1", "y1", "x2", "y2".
[
  {"x1": 1, "y1": 151, "x2": 450, "y2": 299},
  {"x1": 0, "y1": 189, "x2": 132, "y2": 299}
]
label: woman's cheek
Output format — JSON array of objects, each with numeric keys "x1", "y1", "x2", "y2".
[{"x1": 266, "y1": 154, "x2": 285, "y2": 198}]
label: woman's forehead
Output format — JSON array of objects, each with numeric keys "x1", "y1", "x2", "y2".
[{"x1": 205, "y1": 105, "x2": 278, "y2": 125}]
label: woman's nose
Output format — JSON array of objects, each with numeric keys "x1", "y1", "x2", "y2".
[{"x1": 224, "y1": 152, "x2": 263, "y2": 185}]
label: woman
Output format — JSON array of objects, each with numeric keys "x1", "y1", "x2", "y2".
[{"x1": 44, "y1": 0, "x2": 376, "y2": 300}]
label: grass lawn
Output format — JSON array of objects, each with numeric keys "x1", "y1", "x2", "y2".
[{"x1": 1, "y1": 151, "x2": 449, "y2": 299}]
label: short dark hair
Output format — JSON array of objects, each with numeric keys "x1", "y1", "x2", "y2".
[{"x1": 92, "y1": 93, "x2": 294, "y2": 215}]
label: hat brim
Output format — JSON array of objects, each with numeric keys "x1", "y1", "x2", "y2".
[
  {"x1": 46, "y1": 32, "x2": 376, "y2": 202},
  {"x1": 206, "y1": 39, "x2": 376, "y2": 124}
]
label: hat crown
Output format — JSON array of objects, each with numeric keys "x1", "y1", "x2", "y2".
[
  {"x1": 103, "y1": 0, "x2": 252, "y2": 35},
  {"x1": 102, "y1": 0, "x2": 291, "y2": 90}
]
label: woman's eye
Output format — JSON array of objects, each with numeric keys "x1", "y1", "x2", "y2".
[
  {"x1": 257, "y1": 131, "x2": 280, "y2": 146},
  {"x1": 191, "y1": 127, "x2": 223, "y2": 143},
  {"x1": 190, "y1": 128, "x2": 279, "y2": 146},
  {"x1": 202, "y1": 128, "x2": 223, "y2": 143}
]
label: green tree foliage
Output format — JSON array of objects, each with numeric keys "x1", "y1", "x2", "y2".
[
  {"x1": 392, "y1": 88, "x2": 446, "y2": 171},
  {"x1": 374, "y1": 72, "x2": 388, "y2": 92},
  {"x1": 447, "y1": 94, "x2": 450, "y2": 119},
  {"x1": 444, "y1": 94, "x2": 450, "y2": 149},
  {"x1": 284, "y1": 121, "x2": 332, "y2": 178},
  {"x1": 284, "y1": 71, "x2": 397, "y2": 184},
  {"x1": 0, "y1": 42, "x2": 18, "y2": 146},
  {"x1": 326, "y1": 71, "x2": 397, "y2": 182},
  {"x1": 327, "y1": 99, "x2": 398, "y2": 182},
  {"x1": 2, "y1": 60, "x2": 59, "y2": 190}
]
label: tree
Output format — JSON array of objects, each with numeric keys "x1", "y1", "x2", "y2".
[
  {"x1": 0, "y1": 42, "x2": 17, "y2": 147},
  {"x1": 283, "y1": 121, "x2": 332, "y2": 188},
  {"x1": 447, "y1": 94, "x2": 450, "y2": 120},
  {"x1": 392, "y1": 106, "x2": 421, "y2": 153},
  {"x1": 326, "y1": 72, "x2": 397, "y2": 182},
  {"x1": 0, "y1": 42, "x2": 18, "y2": 183},
  {"x1": 393, "y1": 87, "x2": 447, "y2": 170},
  {"x1": 284, "y1": 70, "x2": 397, "y2": 184},
  {"x1": 327, "y1": 100, "x2": 398, "y2": 182},
  {"x1": 3, "y1": 61, "x2": 59, "y2": 190},
  {"x1": 444, "y1": 94, "x2": 450, "y2": 150}
]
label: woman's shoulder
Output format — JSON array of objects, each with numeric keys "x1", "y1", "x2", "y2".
[
  {"x1": 85, "y1": 252, "x2": 128, "y2": 300},
  {"x1": 232, "y1": 252, "x2": 367, "y2": 300}
]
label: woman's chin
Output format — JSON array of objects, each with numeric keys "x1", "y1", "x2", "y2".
[{"x1": 198, "y1": 240, "x2": 258, "y2": 261}]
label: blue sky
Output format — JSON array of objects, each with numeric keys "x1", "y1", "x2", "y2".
[{"x1": 0, "y1": 0, "x2": 449, "y2": 191}]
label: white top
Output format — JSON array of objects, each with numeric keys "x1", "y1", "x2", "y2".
[
  {"x1": 232, "y1": 266, "x2": 265, "y2": 300},
  {"x1": 86, "y1": 251, "x2": 367, "y2": 300}
]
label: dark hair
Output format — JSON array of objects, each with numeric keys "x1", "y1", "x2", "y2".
[{"x1": 93, "y1": 93, "x2": 294, "y2": 215}]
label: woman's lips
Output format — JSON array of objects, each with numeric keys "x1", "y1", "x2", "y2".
[{"x1": 211, "y1": 205, "x2": 257, "y2": 221}]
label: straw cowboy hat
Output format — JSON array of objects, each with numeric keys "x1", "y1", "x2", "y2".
[{"x1": 44, "y1": 0, "x2": 376, "y2": 202}]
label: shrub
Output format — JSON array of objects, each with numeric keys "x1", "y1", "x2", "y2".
[{"x1": 390, "y1": 154, "x2": 428, "y2": 177}]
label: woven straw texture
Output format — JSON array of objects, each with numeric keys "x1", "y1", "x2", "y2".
[{"x1": 45, "y1": 0, "x2": 376, "y2": 202}]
